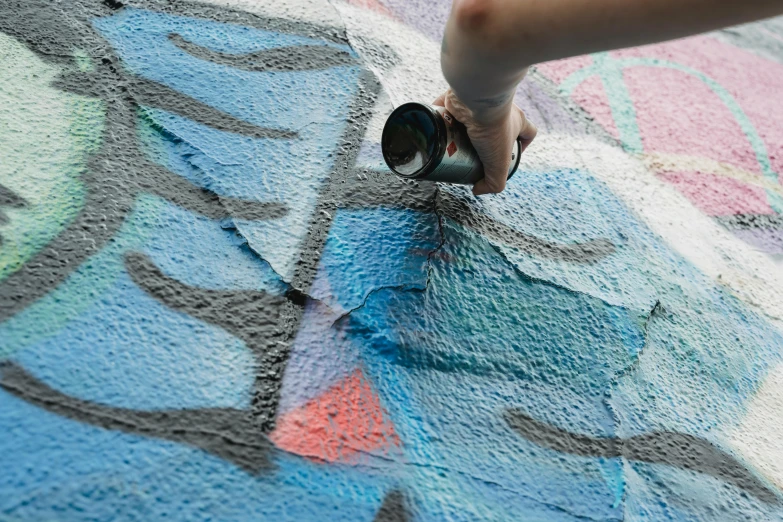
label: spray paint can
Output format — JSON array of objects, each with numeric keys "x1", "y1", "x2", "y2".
[{"x1": 381, "y1": 102, "x2": 522, "y2": 185}]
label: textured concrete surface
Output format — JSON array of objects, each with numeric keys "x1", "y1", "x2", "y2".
[{"x1": 1, "y1": 1, "x2": 782, "y2": 520}]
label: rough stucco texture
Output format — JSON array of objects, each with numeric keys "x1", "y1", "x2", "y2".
[{"x1": 1, "y1": 1, "x2": 783, "y2": 520}]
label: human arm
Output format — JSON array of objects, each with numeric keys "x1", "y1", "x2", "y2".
[{"x1": 440, "y1": 0, "x2": 783, "y2": 195}]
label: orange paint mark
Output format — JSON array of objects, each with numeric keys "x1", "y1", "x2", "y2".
[{"x1": 270, "y1": 369, "x2": 400, "y2": 463}]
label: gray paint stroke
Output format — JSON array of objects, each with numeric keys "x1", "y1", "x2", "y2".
[{"x1": 504, "y1": 408, "x2": 779, "y2": 504}]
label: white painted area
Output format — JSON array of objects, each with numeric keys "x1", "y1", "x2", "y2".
[
  {"x1": 331, "y1": 2, "x2": 448, "y2": 142},
  {"x1": 524, "y1": 134, "x2": 783, "y2": 329},
  {"x1": 731, "y1": 362, "x2": 783, "y2": 489},
  {"x1": 333, "y1": 2, "x2": 447, "y2": 104}
]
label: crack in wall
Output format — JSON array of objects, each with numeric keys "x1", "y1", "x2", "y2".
[
  {"x1": 424, "y1": 193, "x2": 447, "y2": 289},
  {"x1": 329, "y1": 194, "x2": 445, "y2": 328},
  {"x1": 141, "y1": 109, "x2": 244, "y2": 167},
  {"x1": 481, "y1": 231, "x2": 628, "y2": 309},
  {"x1": 599, "y1": 299, "x2": 665, "y2": 518}
]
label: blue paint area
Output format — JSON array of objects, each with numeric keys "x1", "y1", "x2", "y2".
[
  {"x1": 279, "y1": 207, "x2": 438, "y2": 412},
  {"x1": 12, "y1": 269, "x2": 254, "y2": 410},
  {"x1": 459, "y1": 168, "x2": 663, "y2": 311},
  {"x1": 347, "y1": 229, "x2": 636, "y2": 521},
  {"x1": 0, "y1": 392, "x2": 394, "y2": 521},
  {"x1": 139, "y1": 195, "x2": 287, "y2": 293},
  {"x1": 311, "y1": 208, "x2": 440, "y2": 310},
  {"x1": 334, "y1": 168, "x2": 783, "y2": 519},
  {"x1": 95, "y1": 8, "x2": 362, "y2": 279},
  {"x1": 3, "y1": 6, "x2": 783, "y2": 521},
  {"x1": 3, "y1": 165, "x2": 782, "y2": 520}
]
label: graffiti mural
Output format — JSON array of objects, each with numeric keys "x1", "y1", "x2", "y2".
[{"x1": 1, "y1": 0, "x2": 782, "y2": 520}]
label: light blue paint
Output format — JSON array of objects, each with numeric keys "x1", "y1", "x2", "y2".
[
  {"x1": 593, "y1": 52, "x2": 644, "y2": 153},
  {"x1": 312, "y1": 207, "x2": 439, "y2": 310},
  {"x1": 12, "y1": 267, "x2": 255, "y2": 410},
  {"x1": 0, "y1": 391, "x2": 395, "y2": 521},
  {"x1": 94, "y1": 8, "x2": 362, "y2": 280},
  {"x1": 341, "y1": 167, "x2": 783, "y2": 520}
]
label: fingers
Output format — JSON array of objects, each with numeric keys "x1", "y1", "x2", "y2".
[
  {"x1": 473, "y1": 109, "x2": 536, "y2": 196},
  {"x1": 472, "y1": 139, "x2": 512, "y2": 195},
  {"x1": 432, "y1": 92, "x2": 447, "y2": 107},
  {"x1": 472, "y1": 164, "x2": 508, "y2": 195},
  {"x1": 518, "y1": 114, "x2": 537, "y2": 154}
]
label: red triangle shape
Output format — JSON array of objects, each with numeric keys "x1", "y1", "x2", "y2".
[{"x1": 270, "y1": 369, "x2": 400, "y2": 463}]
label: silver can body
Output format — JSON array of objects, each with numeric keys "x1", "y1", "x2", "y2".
[{"x1": 381, "y1": 102, "x2": 521, "y2": 185}]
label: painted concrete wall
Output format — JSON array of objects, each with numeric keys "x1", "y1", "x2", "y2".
[{"x1": 1, "y1": 1, "x2": 782, "y2": 520}]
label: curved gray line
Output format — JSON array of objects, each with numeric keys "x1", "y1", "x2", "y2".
[
  {"x1": 169, "y1": 33, "x2": 358, "y2": 72},
  {"x1": 130, "y1": 75, "x2": 298, "y2": 139},
  {"x1": 0, "y1": 183, "x2": 28, "y2": 232},
  {"x1": 0, "y1": 101, "x2": 138, "y2": 322},
  {"x1": 504, "y1": 409, "x2": 780, "y2": 504},
  {"x1": 0, "y1": 361, "x2": 275, "y2": 473},
  {"x1": 54, "y1": 70, "x2": 297, "y2": 140},
  {"x1": 0, "y1": 183, "x2": 28, "y2": 209},
  {"x1": 715, "y1": 213, "x2": 783, "y2": 231},
  {"x1": 124, "y1": 252, "x2": 299, "y2": 432},
  {"x1": 135, "y1": 159, "x2": 289, "y2": 221},
  {"x1": 125, "y1": 251, "x2": 289, "y2": 338},
  {"x1": 437, "y1": 191, "x2": 616, "y2": 263},
  {"x1": 373, "y1": 490, "x2": 410, "y2": 522}
]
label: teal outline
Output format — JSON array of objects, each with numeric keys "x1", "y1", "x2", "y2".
[{"x1": 559, "y1": 53, "x2": 783, "y2": 213}]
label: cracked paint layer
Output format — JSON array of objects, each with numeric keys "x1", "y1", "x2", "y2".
[{"x1": 1, "y1": 0, "x2": 783, "y2": 521}]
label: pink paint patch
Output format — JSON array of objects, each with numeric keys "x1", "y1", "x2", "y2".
[
  {"x1": 612, "y1": 36, "x2": 783, "y2": 177},
  {"x1": 535, "y1": 55, "x2": 594, "y2": 85},
  {"x1": 624, "y1": 66, "x2": 761, "y2": 173},
  {"x1": 570, "y1": 75, "x2": 620, "y2": 140},
  {"x1": 657, "y1": 170, "x2": 773, "y2": 216},
  {"x1": 345, "y1": 0, "x2": 395, "y2": 18},
  {"x1": 270, "y1": 369, "x2": 400, "y2": 463}
]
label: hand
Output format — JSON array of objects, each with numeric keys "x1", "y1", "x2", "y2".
[{"x1": 433, "y1": 89, "x2": 536, "y2": 195}]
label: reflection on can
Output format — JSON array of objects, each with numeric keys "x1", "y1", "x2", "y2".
[{"x1": 382, "y1": 102, "x2": 521, "y2": 185}]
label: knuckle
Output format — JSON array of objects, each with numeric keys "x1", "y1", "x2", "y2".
[{"x1": 484, "y1": 178, "x2": 506, "y2": 193}]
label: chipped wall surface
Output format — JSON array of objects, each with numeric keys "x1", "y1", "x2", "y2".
[{"x1": 1, "y1": 0, "x2": 782, "y2": 520}]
